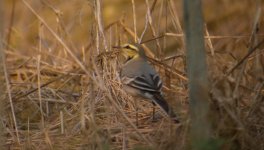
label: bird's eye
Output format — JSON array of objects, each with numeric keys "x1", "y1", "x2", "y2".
[
  {"x1": 123, "y1": 44, "x2": 138, "y2": 52},
  {"x1": 124, "y1": 45, "x2": 130, "y2": 49}
]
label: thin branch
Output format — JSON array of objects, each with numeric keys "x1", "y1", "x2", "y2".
[
  {"x1": 22, "y1": 0, "x2": 90, "y2": 75},
  {"x1": 226, "y1": 39, "x2": 264, "y2": 76}
]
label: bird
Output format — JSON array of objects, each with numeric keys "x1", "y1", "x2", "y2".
[{"x1": 115, "y1": 43, "x2": 179, "y2": 124}]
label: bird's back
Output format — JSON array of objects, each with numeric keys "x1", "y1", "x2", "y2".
[{"x1": 121, "y1": 57, "x2": 158, "y2": 88}]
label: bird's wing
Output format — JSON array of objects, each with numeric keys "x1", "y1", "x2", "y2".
[{"x1": 121, "y1": 73, "x2": 162, "y2": 93}]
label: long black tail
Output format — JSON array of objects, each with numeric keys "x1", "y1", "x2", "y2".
[{"x1": 151, "y1": 94, "x2": 179, "y2": 122}]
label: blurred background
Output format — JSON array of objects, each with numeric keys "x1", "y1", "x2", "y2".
[
  {"x1": 2, "y1": 0, "x2": 264, "y2": 149},
  {"x1": 4, "y1": 0, "x2": 263, "y2": 56}
]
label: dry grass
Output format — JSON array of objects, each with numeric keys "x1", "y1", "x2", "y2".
[{"x1": 2, "y1": 0, "x2": 264, "y2": 149}]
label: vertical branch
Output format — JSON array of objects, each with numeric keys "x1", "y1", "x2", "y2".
[
  {"x1": 38, "y1": 23, "x2": 45, "y2": 128},
  {"x1": 251, "y1": 0, "x2": 262, "y2": 80},
  {"x1": 131, "y1": 0, "x2": 137, "y2": 43},
  {"x1": 183, "y1": 0, "x2": 212, "y2": 149},
  {"x1": 233, "y1": 0, "x2": 261, "y2": 105},
  {"x1": 0, "y1": 0, "x2": 6, "y2": 148},
  {"x1": 139, "y1": 0, "x2": 157, "y2": 43},
  {"x1": 5, "y1": 0, "x2": 16, "y2": 47},
  {"x1": 94, "y1": 0, "x2": 108, "y2": 52},
  {"x1": 144, "y1": 0, "x2": 162, "y2": 57},
  {"x1": 1, "y1": 3, "x2": 20, "y2": 145}
]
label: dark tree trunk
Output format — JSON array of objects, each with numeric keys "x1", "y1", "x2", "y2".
[{"x1": 183, "y1": 0, "x2": 212, "y2": 149}]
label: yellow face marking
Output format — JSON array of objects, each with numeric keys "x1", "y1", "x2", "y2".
[
  {"x1": 125, "y1": 44, "x2": 138, "y2": 51},
  {"x1": 121, "y1": 44, "x2": 139, "y2": 59}
]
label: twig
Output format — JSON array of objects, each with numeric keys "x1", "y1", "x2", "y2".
[
  {"x1": 13, "y1": 74, "x2": 68, "y2": 100},
  {"x1": 94, "y1": 0, "x2": 108, "y2": 51},
  {"x1": 131, "y1": 0, "x2": 137, "y2": 43},
  {"x1": 22, "y1": 0, "x2": 90, "y2": 75},
  {"x1": 205, "y1": 25, "x2": 215, "y2": 56},
  {"x1": 226, "y1": 39, "x2": 264, "y2": 76},
  {"x1": 148, "y1": 57, "x2": 188, "y2": 81},
  {"x1": 38, "y1": 22, "x2": 45, "y2": 128},
  {"x1": 139, "y1": 0, "x2": 158, "y2": 43},
  {"x1": 3, "y1": 48, "x2": 20, "y2": 144},
  {"x1": 5, "y1": 0, "x2": 16, "y2": 49},
  {"x1": 247, "y1": 81, "x2": 264, "y2": 117}
]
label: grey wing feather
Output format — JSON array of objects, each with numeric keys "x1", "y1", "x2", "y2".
[
  {"x1": 121, "y1": 58, "x2": 162, "y2": 93},
  {"x1": 122, "y1": 75, "x2": 161, "y2": 93}
]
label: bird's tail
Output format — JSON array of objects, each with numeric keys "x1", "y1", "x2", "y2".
[{"x1": 152, "y1": 94, "x2": 179, "y2": 123}]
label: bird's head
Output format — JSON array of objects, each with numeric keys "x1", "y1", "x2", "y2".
[{"x1": 113, "y1": 43, "x2": 146, "y2": 60}]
